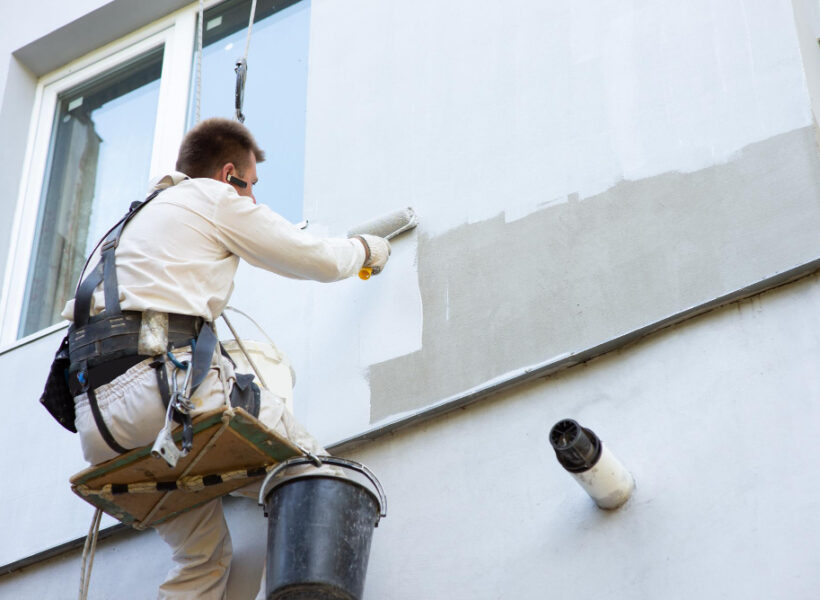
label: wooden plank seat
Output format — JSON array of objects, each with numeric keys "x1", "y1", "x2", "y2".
[{"x1": 70, "y1": 406, "x2": 301, "y2": 530}]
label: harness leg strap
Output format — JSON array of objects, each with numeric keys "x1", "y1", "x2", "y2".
[{"x1": 85, "y1": 386, "x2": 130, "y2": 455}]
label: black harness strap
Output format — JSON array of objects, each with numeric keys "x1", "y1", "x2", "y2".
[
  {"x1": 74, "y1": 193, "x2": 161, "y2": 328},
  {"x1": 73, "y1": 263, "x2": 104, "y2": 330},
  {"x1": 71, "y1": 190, "x2": 167, "y2": 455},
  {"x1": 86, "y1": 386, "x2": 130, "y2": 454},
  {"x1": 191, "y1": 322, "x2": 218, "y2": 391}
]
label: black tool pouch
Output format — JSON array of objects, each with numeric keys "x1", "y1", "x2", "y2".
[
  {"x1": 40, "y1": 335, "x2": 77, "y2": 433},
  {"x1": 230, "y1": 372, "x2": 261, "y2": 418}
]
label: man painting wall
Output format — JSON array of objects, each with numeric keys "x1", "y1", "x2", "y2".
[{"x1": 61, "y1": 117, "x2": 391, "y2": 598}]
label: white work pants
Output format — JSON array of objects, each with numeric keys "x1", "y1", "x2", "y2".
[{"x1": 75, "y1": 350, "x2": 325, "y2": 600}]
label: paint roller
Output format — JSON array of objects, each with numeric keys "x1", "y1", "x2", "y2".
[{"x1": 347, "y1": 207, "x2": 418, "y2": 279}]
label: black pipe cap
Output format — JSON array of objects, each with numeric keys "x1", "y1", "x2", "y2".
[{"x1": 549, "y1": 419, "x2": 602, "y2": 473}]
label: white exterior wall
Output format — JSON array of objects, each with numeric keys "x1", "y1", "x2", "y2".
[
  {"x1": 1, "y1": 0, "x2": 820, "y2": 597},
  {"x1": 3, "y1": 272, "x2": 819, "y2": 598}
]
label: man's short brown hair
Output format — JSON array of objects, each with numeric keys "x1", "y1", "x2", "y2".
[{"x1": 175, "y1": 117, "x2": 266, "y2": 178}]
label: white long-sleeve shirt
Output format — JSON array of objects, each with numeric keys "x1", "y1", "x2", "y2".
[{"x1": 62, "y1": 173, "x2": 365, "y2": 322}]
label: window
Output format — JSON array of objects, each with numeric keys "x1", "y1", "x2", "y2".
[
  {"x1": 191, "y1": 0, "x2": 310, "y2": 224},
  {"x1": 0, "y1": 17, "x2": 195, "y2": 345},
  {"x1": 1, "y1": 0, "x2": 310, "y2": 343},
  {"x1": 19, "y1": 49, "x2": 164, "y2": 337}
]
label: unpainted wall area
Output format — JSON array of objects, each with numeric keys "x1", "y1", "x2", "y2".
[
  {"x1": 0, "y1": 328, "x2": 99, "y2": 567},
  {"x1": 369, "y1": 125, "x2": 820, "y2": 421},
  {"x1": 791, "y1": 0, "x2": 820, "y2": 126},
  {"x1": 0, "y1": 498, "x2": 269, "y2": 600},
  {"x1": 3, "y1": 272, "x2": 819, "y2": 599}
]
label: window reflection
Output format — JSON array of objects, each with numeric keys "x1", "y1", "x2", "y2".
[
  {"x1": 191, "y1": 0, "x2": 310, "y2": 224},
  {"x1": 20, "y1": 49, "x2": 162, "y2": 337}
]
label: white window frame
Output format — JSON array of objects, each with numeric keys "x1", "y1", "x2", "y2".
[{"x1": 0, "y1": 8, "x2": 198, "y2": 346}]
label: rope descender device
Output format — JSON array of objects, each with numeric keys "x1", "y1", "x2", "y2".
[
  {"x1": 234, "y1": 58, "x2": 247, "y2": 123},
  {"x1": 234, "y1": 0, "x2": 257, "y2": 123}
]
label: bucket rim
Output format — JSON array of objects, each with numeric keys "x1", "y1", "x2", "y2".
[{"x1": 259, "y1": 456, "x2": 387, "y2": 523}]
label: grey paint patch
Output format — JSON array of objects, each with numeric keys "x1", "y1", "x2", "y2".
[{"x1": 369, "y1": 125, "x2": 820, "y2": 422}]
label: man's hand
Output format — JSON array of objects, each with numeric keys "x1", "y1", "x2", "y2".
[{"x1": 354, "y1": 234, "x2": 391, "y2": 275}]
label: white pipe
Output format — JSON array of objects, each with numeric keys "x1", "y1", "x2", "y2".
[
  {"x1": 567, "y1": 444, "x2": 635, "y2": 510},
  {"x1": 550, "y1": 419, "x2": 634, "y2": 510}
]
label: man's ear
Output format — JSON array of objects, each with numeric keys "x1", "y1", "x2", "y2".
[{"x1": 217, "y1": 162, "x2": 236, "y2": 183}]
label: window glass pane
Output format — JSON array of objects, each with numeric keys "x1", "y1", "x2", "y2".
[
  {"x1": 191, "y1": 0, "x2": 309, "y2": 224},
  {"x1": 19, "y1": 48, "x2": 163, "y2": 338}
]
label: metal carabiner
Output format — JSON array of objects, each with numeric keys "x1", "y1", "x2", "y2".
[{"x1": 174, "y1": 362, "x2": 194, "y2": 413}]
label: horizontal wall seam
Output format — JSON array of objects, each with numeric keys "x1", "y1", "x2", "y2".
[
  {"x1": 0, "y1": 524, "x2": 128, "y2": 577},
  {"x1": 3, "y1": 256, "x2": 818, "y2": 575}
]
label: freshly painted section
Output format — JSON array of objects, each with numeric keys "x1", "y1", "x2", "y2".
[
  {"x1": 229, "y1": 230, "x2": 424, "y2": 443},
  {"x1": 792, "y1": 0, "x2": 820, "y2": 123},
  {"x1": 304, "y1": 0, "x2": 812, "y2": 237}
]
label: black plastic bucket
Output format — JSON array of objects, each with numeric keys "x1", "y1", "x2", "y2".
[{"x1": 258, "y1": 456, "x2": 387, "y2": 600}]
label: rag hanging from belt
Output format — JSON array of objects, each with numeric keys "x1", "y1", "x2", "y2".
[{"x1": 67, "y1": 190, "x2": 218, "y2": 455}]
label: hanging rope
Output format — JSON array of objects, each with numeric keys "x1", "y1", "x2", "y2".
[
  {"x1": 242, "y1": 0, "x2": 258, "y2": 60},
  {"x1": 194, "y1": 0, "x2": 205, "y2": 124},
  {"x1": 78, "y1": 508, "x2": 102, "y2": 600},
  {"x1": 221, "y1": 311, "x2": 270, "y2": 390},
  {"x1": 234, "y1": 0, "x2": 258, "y2": 122}
]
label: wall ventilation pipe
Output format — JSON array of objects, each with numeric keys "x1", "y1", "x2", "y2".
[{"x1": 549, "y1": 419, "x2": 634, "y2": 510}]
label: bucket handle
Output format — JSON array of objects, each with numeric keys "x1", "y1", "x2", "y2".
[{"x1": 259, "y1": 455, "x2": 388, "y2": 525}]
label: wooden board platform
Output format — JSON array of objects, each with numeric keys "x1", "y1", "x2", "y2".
[{"x1": 70, "y1": 407, "x2": 301, "y2": 529}]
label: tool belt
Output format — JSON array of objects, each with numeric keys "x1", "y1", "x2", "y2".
[
  {"x1": 68, "y1": 311, "x2": 202, "y2": 372},
  {"x1": 67, "y1": 311, "x2": 204, "y2": 395},
  {"x1": 68, "y1": 310, "x2": 217, "y2": 456}
]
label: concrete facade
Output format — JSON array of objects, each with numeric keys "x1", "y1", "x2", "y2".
[{"x1": 1, "y1": 0, "x2": 819, "y2": 597}]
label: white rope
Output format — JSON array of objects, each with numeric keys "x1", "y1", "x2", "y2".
[
  {"x1": 242, "y1": 0, "x2": 259, "y2": 61},
  {"x1": 78, "y1": 508, "x2": 103, "y2": 600},
  {"x1": 234, "y1": 0, "x2": 259, "y2": 122},
  {"x1": 224, "y1": 305, "x2": 277, "y2": 348},
  {"x1": 194, "y1": 0, "x2": 205, "y2": 124},
  {"x1": 221, "y1": 311, "x2": 270, "y2": 390}
]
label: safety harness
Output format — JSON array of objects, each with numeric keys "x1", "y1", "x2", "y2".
[{"x1": 67, "y1": 189, "x2": 218, "y2": 455}]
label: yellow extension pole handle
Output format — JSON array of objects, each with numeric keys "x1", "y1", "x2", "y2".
[{"x1": 359, "y1": 267, "x2": 373, "y2": 280}]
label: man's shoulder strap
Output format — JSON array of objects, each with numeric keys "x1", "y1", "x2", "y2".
[{"x1": 73, "y1": 189, "x2": 165, "y2": 328}]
